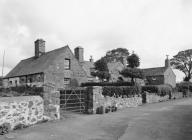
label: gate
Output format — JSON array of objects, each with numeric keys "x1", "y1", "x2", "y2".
[{"x1": 60, "y1": 87, "x2": 87, "y2": 113}]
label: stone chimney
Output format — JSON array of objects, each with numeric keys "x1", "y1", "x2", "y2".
[
  {"x1": 74, "y1": 47, "x2": 84, "y2": 62},
  {"x1": 89, "y1": 56, "x2": 94, "y2": 62},
  {"x1": 35, "y1": 39, "x2": 45, "y2": 58},
  {"x1": 165, "y1": 55, "x2": 170, "y2": 68}
]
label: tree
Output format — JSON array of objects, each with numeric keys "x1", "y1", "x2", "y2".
[
  {"x1": 127, "y1": 54, "x2": 140, "y2": 68},
  {"x1": 120, "y1": 68, "x2": 144, "y2": 84},
  {"x1": 104, "y1": 48, "x2": 129, "y2": 63},
  {"x1": 120, "y1": 53, "x2": 144, "y2": 84},
  {"x1": 91, "y1": 58, "x2": 110, "y2": 82},
  {"x1": 170, "y1": 49, "x2": 192, "y2": 81}
]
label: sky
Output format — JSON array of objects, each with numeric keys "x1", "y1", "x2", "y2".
[{"x1": 1, "y1": 0, "x2": 192, "y2": 82}]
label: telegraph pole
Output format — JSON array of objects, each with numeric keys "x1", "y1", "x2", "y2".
[{"x1": 2, "y1": 50, "x2": 5, "y2": 77}]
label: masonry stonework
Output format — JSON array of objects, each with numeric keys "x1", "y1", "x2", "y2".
[{"x1": 0, "y1": 96, "x2": 44, "y2": 130}]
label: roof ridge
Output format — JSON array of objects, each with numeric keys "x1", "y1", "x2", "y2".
[{"x1": 21, "y1": 46, "x2": 68, "y2": 62}]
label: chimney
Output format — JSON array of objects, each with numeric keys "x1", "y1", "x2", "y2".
[
  {"x1": 35, "y1": 39, "x2": 45, "y2": 58},
  {"x1": 165, "y1": 55, "x2": 170, "y2": 68},
  {"x1": 74, "y1": 47, "x2": 84, "y2": 62},
  {"x1": 89, "y1": 56, "x2": 94, "y2": 62}
]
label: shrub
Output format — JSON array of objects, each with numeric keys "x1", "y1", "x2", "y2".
[
  {"x1": 81, "y1": 82, "x2": 133, "y2": 87},
  {"x1": 96, "y1": 106, "x2": 104, "y2": 114},
  {"x1": 0, "y1": 85, "x2": 44, "y2": 97},
  {"x1": 176, "y1": 82, "x2": 192, "y2": 92},
  {"x1": 142, "y1": 85, "x2": 172, "y2": 96},
  {"x1": 102, "y1": 85, "x2": 141, "y2": 97},
  {"x1": 0, "y1": 123, "x2": 11, "y2": 135},
  {"x1": 13, "y1": 123, "x2": 27, "y2": 130}
]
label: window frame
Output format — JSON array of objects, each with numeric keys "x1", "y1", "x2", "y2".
[
  {"x1": 64, "y1": 78, "x2": 71, "y2": 86},
  {"x1": 64, "y1": 58, "x2": 71, "y2": 70}
]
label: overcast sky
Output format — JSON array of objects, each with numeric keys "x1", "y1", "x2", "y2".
[{"x1": 1, "y1": 0, "x2": 192, "y2": 81}]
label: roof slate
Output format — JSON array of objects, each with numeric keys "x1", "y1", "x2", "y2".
[
  {"x1": 5, "y1": 46, "x2": 68, "y2": 78},
  {"x1": 142, "y1": 67, "x2": 167, "y2": 76}
]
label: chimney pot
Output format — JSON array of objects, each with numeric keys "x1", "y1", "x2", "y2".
[
  {"x1": 89, "y1": 56, "x2": 94, "y2": 62},
  {"x1": 165, "y1": 55, "x2": 170, "y2": 68}
]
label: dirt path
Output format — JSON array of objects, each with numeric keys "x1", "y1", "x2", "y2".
[{"x1": 2, "y1": 98, "x2": 192, "y2": 140}]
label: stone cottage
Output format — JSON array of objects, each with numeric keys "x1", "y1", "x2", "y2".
[
  {"x1": 142, "y1": 56, "x2": 176, "y2": 87},
  {"x1": 3, "y1": 39, "x2": 95, "y2": 89}
]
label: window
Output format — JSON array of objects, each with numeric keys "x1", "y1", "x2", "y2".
[
  {"x1": 64, "y1": 58, "x2": 70, "y2": 70},
  {"x1": 9, "y1": 81, "x2": 12, "y2": 85},
  {"x1": 15, "y1": 80, "x2": 17, "y2": 86},
  {"x1": 64, "y1": 78, "x2": 70, "y2": 85}
]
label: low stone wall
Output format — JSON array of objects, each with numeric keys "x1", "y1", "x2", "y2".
[
  {"x1": 0, "y1": 96, "x2": 44, "y2": 130},
  {"x1": 86, "y1": 87, "x2": 188, "y2": 114},
  {"x1": 146, "y1": 94, "x2": 169, "y2": 104},
  {"x1": 86, "y1": 86, "x2": 142, "y2": 114},
  {"x1": 172, "y1": 92, "x2": 183, "y2": 99}
]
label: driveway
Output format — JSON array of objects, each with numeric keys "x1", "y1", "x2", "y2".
[{"x1": 2, "y1": 98, "x2": 192, "y2": 140}]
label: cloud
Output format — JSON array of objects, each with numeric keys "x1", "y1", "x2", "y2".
[{"x1": 0, "y1": 0, "x2": 192, "y2": 81}]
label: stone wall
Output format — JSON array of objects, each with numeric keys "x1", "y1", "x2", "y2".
[
  {"x1": 172, "y1": 92, "x2": 183, "y2": 99},
  {"x1": 86, "y1": 86, "x2": 142, "y2": 114},
  {"x1": 146, "y1": 93, "x2": 169, "y2": 103},
  {"x1": 0, "y1": 94, "x2": 61, "y2": 133},
  {"x1": 0, "y1": 96, "x2": 44, "y2": 130},
  {"x1": 86, "y1": 87, "x2": 186, "y2": 114}
]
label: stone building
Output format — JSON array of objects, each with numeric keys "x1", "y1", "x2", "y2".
[
  {"x1": 107, "y1": 62, "x2": 126, "y2": 82},
  {"x1": 3, "y1": 39, "x2": 95, "y2": 89},
  {"x1": 142, "y1": 56, "x2": 176, "y2": 87}
]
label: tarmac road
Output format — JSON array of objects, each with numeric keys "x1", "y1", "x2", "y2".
[{"x1": 1, "y1": 98, "x2": 192, "y2": 140}]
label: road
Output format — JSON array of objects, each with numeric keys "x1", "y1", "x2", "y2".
[{"x1": 1, "y1": 98, "x2": 192, "y2": 140}]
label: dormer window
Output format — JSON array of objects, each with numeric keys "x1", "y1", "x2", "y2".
[{"x1": 64, "y1": 58, "x2": 70, "y2": 70}]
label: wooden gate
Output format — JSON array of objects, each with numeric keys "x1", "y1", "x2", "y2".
[{"x1": 60, "y1": 87, "x2": 87, "y2": 113}]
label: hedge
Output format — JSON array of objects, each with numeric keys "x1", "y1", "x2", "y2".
[
  {"x1": 142, "y1": 85, "x2": 172, "y2": 96},
  {"x1": 176, "y1": 82, "x2": 192, "y2": 92},
  {"x1": 102, "y1": 85, "x2": 141, "y2": 97},
  {"x1": 0, "y1": 85, "x2": 44, "y2": 97},
  {"x1": 81, "y1": 82, "x2": 133, "y2": 87}
]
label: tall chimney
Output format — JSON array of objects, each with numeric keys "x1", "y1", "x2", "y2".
[
  {"x1": 74, "y1": 47, "x2": 84, "y2": 62},
  {"x1": 35, "y1": 39, "x2": 45, "y2": 58},
  {"x1": 165, "y1": 55, "x2": 170, "y2": 68}
]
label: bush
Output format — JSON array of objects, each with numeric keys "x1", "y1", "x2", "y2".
[
  {"x1": 142, "y1": 85, "x2": 172, "y2": 96},
  {"x1": 176, "y1": 82, "x2": 192, "y2": 92},
  {"x1": 96, "y1": 106, "x2": 104, "y2": 114},
  {"x1": 0, "y1": 85, "x2": 44, "y2": 97},
  {"x1": 0, "y1": 123, "x2": 11, "y2": 135},
  {"x1": 13, "y1": 123, "x2": 28, "y2": 130},
  {"x1": 81, "y1": 82, "x2": 133, "y2": 87},
  {"x1": 102, "y1": 85, "x2": 141, "y2": 97}
]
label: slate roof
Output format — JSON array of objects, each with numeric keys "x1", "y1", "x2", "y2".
[
  {"x1": 5, "y1": 46, "x2": 68, "y2": 78},
  {"x1": 142, "y1": 67, "x2": 167, "y2": 76}
]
